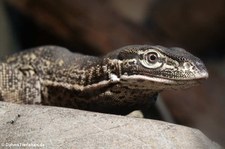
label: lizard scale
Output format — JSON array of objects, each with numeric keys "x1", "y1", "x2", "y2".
[{"x1": 0, "y1": 45, "x2": 208, "y2": 114}]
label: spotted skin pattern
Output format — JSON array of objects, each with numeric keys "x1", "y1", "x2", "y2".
[{"x1": 0, "y1": 45, "x2": 208, "y2": 114}]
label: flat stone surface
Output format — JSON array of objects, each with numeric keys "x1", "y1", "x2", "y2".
[{"x1": 0, "y1": 101, "x2": 222, "y2": 149}]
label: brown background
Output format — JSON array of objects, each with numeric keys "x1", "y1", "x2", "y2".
[{"x1": 0, "y1": 0, "x2": 225, "y2": 147}]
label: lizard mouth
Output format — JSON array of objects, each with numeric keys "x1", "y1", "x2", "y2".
[
  {"x1": 120, "y1": 74, "x2": 208, "y2": 90},
  {"x1": 120, "y1": 74, "x2": 207, "y2": 84},
  {"x1": 133, "y1": 66, "x2": 208, "y2": 83}
]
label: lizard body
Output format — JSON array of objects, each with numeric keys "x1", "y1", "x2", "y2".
[{"x1": 0, "y1": 45, "x2": 208, "y2": 114}]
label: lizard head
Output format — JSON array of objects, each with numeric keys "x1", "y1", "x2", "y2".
[{"x1": 107, "y1": 45, "x2": 209, "y2": 90}]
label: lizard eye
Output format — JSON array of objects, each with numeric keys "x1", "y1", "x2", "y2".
[
  {"x1": 147, "y1": 52, "x2": 158, "y2": 63},
  {"x1": 139, "y1": 50, "x2": 163, "y2": 69}
]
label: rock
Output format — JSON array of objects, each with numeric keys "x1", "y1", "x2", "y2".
[{"x1": 0, "y1": 101, "x2": 222, "y2": 149}]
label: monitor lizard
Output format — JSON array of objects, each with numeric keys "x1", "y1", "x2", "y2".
[{"x1": 0, "y1": 45, "x2": 208, "y2": 115}]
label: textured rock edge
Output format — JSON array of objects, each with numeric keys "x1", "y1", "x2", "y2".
[{"x1": 0, "y1": 101, "x2": 222, "y2": 149}]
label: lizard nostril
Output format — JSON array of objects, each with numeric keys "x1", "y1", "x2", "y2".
[{"x1": 183, "y1": 62, "x2": 191, "y2": 69}]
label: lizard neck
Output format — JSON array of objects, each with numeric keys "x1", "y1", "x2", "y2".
[{"x1": 41, "y1": 56, "x2": 123, "y2": 91}]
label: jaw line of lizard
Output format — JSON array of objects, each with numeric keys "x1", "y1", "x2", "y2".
[
  {"x1": 120, "y1": 74, "x2": 204, "y2": 85},
  {"x1": 42, "y1": 73, "x2": 206, "y2": 92}
]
